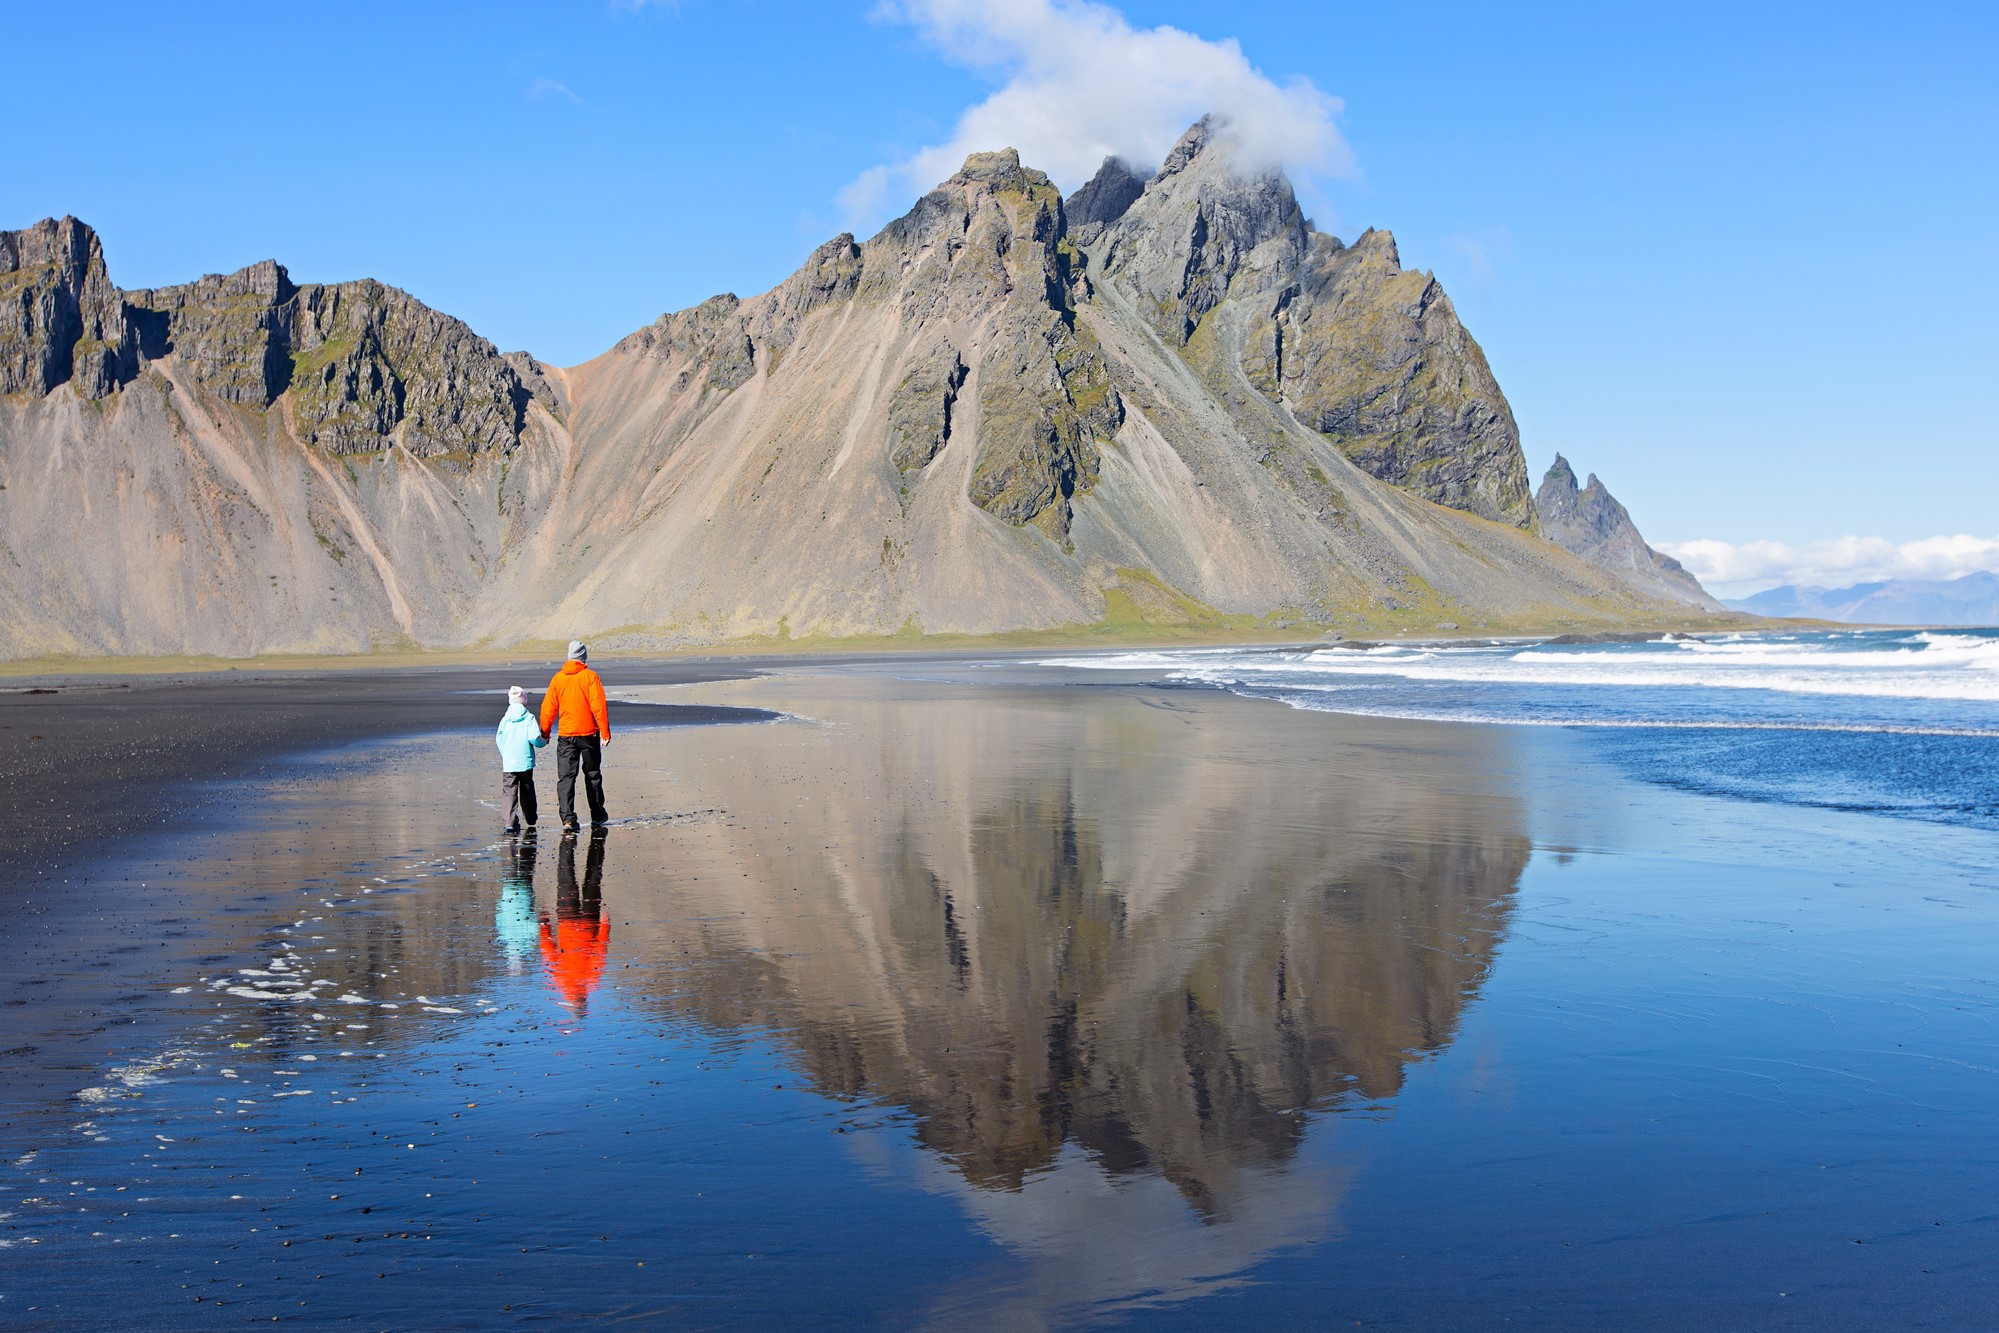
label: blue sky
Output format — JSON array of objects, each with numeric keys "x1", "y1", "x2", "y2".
[{"x1": 4, "y1": 1, "x2": 1993, "y2": 589}]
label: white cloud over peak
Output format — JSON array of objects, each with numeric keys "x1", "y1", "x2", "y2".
[
  {"x1": 1660, "y1": 534, "x2": 1999, "y2": 597},
  {"x1": 841, "y1": 0, "x2": 1350, "y2": 228}
]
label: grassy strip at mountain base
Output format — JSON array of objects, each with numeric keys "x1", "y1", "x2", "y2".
[
  {"x1": 657, "y1": 611, "x2": 1768, "y2": 660},
  {"x1": 0, "y1": 571, "x2": 1786, "y2": 678},
  {"x1": 0, "y1": 611, "x2": 1783, "y2": 679},
  {"x1": 564, "y1": 569, "x2": 1766, "y2": 659}
]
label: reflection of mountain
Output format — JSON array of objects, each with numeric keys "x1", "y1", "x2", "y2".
[
  {"x1": 14, "y1": 676, "x2": 1528, "y2": 1328},
  {"x1": 620, "y1": 677, "x2": 1528, "y2": 1221}
]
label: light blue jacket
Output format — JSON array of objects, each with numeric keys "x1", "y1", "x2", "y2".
[{"x1": 496, "y1": 702, "x2": 547, "y2": 772}]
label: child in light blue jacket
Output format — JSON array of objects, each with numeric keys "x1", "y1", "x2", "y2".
[{"x1": 497, "y1": 685, "x2": 548, "y2": 832}]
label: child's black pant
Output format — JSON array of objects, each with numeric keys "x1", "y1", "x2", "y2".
[{"x1": 502, "y1": 770, "x2": 538, "y2": 828}]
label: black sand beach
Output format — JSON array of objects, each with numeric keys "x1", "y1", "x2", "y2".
[
  {"x1": 0, "y1": 661, "x2": 770, "y2": 880},
  {"x1": 0, "y1": 661, "x2": 776, "y2": 1146},
  {"x1": 3, "y1": 657, "x2": 1996, "y2": 1328}
]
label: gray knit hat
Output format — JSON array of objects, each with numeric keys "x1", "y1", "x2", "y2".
[{"x1": 567, "y1": 640, "x2": 587, "y2": 661}]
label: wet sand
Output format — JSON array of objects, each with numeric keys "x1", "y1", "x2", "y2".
[
  {"x1": 0, "y1": 661, "x2": 777, "y2": 1142},
  {"x1": 2, "y1": 659, "x2": 1997, "y2": 1327},
  {"x1": 0, "y1": 661, "x2": 778, "y2": 881}
]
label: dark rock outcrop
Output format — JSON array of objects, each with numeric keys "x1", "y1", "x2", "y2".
[
  {"x1": 282, "y1": 280, "x2": 539, "y2": 457},
  {"x1": 953, "y1": 154, "x2": 1122, "y2": 535},
  {"x1": 867, "y1": 148, "x2": 1121, "y2": 533},
  {"x1": 888, "y1": 339, "x2": 967, "y2": 472},
  {"x1": 1534, "y1": 455, "x2": 1721, "y2": 609},
  {"x1": 1273, "y1": 229, "x2": 1532, "y2": 527},
  {"x1": 127, "y1": 260, "x2": 298, "y2": 405},
  {"x1": 1065, "y1": 156, "x2": 1148, "y2": 245},
  {"x1": 0, "y1": 217, "x2": 138, "y2": 399},
  {"x1": 5, "y1": 235, "x2": 552, "y2": 458},
  {"x1": 969, "y1": 309, "x2": 1121, "y2": 536},
  {"x1": 617, "y1": 293, "x2": 758, "y2": 396}
]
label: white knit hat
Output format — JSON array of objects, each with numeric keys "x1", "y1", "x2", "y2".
[
  {"x1": 567, "y1": 640, "x2": 588, "y2": 661},
  {"x1": 508, "y1": 685, "x2": 526, "y2": 706}
]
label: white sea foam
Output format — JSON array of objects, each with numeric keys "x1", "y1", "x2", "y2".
[
  {"x1": 1259, "y1": 701, "x2": 1999, "y2": 738},
  {"x1": 1037, "y1": 632, "x2": 1999, "y2": 704}
]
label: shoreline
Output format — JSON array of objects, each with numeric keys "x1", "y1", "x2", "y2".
[
  {"x1": 0, "y1": 611, "x2": 1799, "y2": 683},
  {"x1": 0, "y1": 621, "x2": 1934, "y2": 892}
]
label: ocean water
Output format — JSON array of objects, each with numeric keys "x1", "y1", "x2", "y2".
[{"x1": 1039, "y1": 629, "x2": 1999, "y2": 829}]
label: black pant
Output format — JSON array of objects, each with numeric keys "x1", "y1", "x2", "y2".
[
  {"x1": 556, "y1": 735, "x2": 608, "y2": 826},
  {"x1": 556, "y1": 829, "x2": 606, "y2": 920},
  {"x1": 501, "y1": 770, "x2": 537, "y2": 828}
]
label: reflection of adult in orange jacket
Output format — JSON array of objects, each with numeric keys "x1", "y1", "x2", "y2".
[
  {"x1": 539, "y1": 830, "x2": 610, "y2": 1015},
  {"x1": 539, "y1": 640, "x2": 610, "y2": 831}
]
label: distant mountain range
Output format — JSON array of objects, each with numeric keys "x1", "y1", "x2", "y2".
[
  {"x1": 1726, "y1": 571, "x2": 1999, "y2": 625},
  {"x1": 0, "y1": 117, "x2": 1730, "y2": 659}
]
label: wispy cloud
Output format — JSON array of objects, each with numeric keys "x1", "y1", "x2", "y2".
[
  {"x1": 1660, "y1": 534, "x2": 1999, "y2": 596},
  {"x1": 528, "y1": 76, "x2": 582, "y2": 104},
  {"x1": 1441, "y1": 226, "x2": 1511, "y2": 312},
  {"x1": 841, "y1": 0, "x2": 1350, "y2": 229}
]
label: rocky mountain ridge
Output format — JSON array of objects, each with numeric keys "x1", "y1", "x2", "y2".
[
  {"x1": 1091, "y1": 120, "x2": 1536, "y2": 528},
  {"x1": 0, "y1": 118, "x2": 1727, "y2": 659}
]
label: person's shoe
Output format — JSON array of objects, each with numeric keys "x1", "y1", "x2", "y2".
[
  {"x1": 590, "y1": 820, "x2": 610, "y2": 829},
  {"x1": 562, "y1": 822, "x2": 579, "y2": 836},
  {"x1": 502, "y1": 823, "x2": 520, "y2": 834}
]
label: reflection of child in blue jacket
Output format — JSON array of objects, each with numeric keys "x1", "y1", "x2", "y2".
[
  {"x1": 496, "y1": 837, "x2": 539, "y2": 974},
  {"x1": 497, "y1": 685, "x2": 548, "y2": 832}
]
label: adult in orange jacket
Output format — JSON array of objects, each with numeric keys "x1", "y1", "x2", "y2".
[{"x1": 539, "y1": 640, "x2": 611, "y2": 832}]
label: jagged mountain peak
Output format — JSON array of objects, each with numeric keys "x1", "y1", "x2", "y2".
[
  {"x1": 1, "y1": 214, "x2": 99, "y2": 270},
  {"x1": 1159, "y1": 114, "x2": 1219, "y2": 175},
  {"x1": 1534, "y1": 457, "x2": 1721, "y2": 610},
  {"x1": 1, "y1": 213, "x2": 138, "y2": 399},
  {"x1": 1066, "y1": 120, "x2": 1532, "y2": 528},
  {"x1": 1345, "y1": 226, "x2": 1400, "y2": 266},
  {"x1": 1152, "y1": 113, "x2": 1286, "y2": 185},
  {"x1": 951, "y1": 147, "x2": 1042, "y2": 186},
  {"x1": 1096, "y1": 120, "x2": 1307, "y2": 348}
]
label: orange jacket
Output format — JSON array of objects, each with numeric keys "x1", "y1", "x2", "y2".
[{"x1": 540, "y1": 660, "x2": 610, "y2": 738}]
